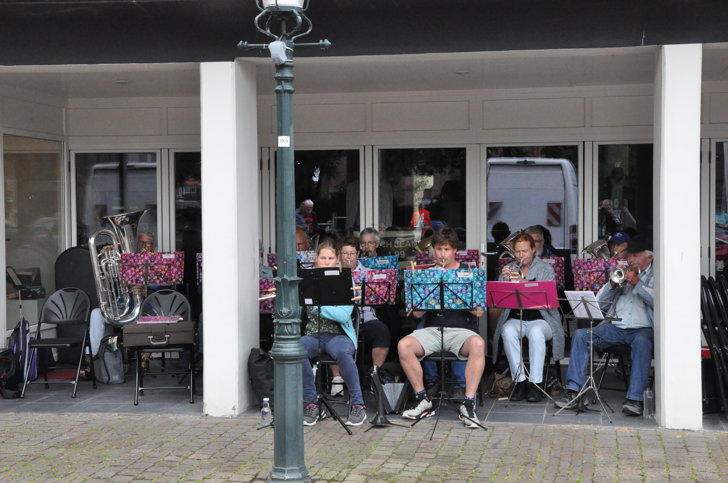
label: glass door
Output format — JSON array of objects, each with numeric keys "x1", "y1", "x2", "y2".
[
  {"x1": 172, "y1": 151, "x2": 201, "y2": 318},
  {"x1": 3, "y1": 135, "x2": 64, "y2": 332}
]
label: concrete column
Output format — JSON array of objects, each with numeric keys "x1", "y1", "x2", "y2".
[
  {"x1": 200, "y1": 60, "x2": 259, "y2": 416},
  {"x1": 653, "y1": 44, "x2": 702, "y2": 429}
]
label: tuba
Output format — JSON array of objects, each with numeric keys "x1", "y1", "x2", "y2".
[
  {"x1": 581, "y1": 237, "x2": 611, "y2": 260},
  {"x1": 88, "y1": 210, "x2": 149, "y2": 326}
]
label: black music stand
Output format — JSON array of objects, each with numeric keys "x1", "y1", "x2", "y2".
[
  {"x1": 299, "y1": 267, "x2": 355, "y2": 435},
  {"x1": 352, "y1": 272, "x2": 405, "y2": 431},
  {"x1": 487, "y1": 280, "x2": 559, "y2": 404},
  {"x1": 555, "y1": 291, "x2": 618, "y2": 421},
  {"x1": 405, "y1": 273, "x2": 488, "y2": 437}
]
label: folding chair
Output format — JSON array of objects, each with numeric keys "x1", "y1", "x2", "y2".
[
  {"x1": 20, "y1": 287, "x2": 94, "y2": 398},
  {"x1": 131, "y1": 289, "x2": 195, "y2": 405}
]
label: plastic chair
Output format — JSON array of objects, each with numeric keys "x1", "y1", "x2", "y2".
[
  {"x1": 20, "y1": 287, "x2": 94, "y2": 398},
  {"x1": 133, "y1": 289, "x2": 195, "y2": 405}
]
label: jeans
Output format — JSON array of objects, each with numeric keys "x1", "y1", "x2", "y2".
[
  {"x1": 501, "y1": 318, "x2": 553, "y2": 384},
  {"x1": 565, "y1": 323, "x2": 653, "y2": 401},
  {"x1": 301, "y1": 333, "x2": 364, "y2": 406}
]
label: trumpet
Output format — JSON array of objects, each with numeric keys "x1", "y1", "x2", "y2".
[
  {"x1": 609, "y1": 263, "x2": 641, "y2": 287},
  {"x1": 504, "y1": 258, "x2": 524, "y2": 281}
]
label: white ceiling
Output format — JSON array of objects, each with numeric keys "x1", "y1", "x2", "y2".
[{"x1": 0, "y1": 44, "x2": 727, "y2": 99}]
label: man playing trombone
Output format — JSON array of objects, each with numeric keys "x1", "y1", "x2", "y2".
[{"x1": 555, "y1": 235, "x2": 654, "y2": 416}]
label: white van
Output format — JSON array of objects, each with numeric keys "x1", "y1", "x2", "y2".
[{"x1": 487, "y1": 157, "x2": 578, "y2": 250}]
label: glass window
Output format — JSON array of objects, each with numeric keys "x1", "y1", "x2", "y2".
[
  {"x1": 174, "y1": 151, "x2": 202, "y2": 318},
  {"x1": 597, "y1": 144, "x2": 653, "y2": 240},
  {"x1": 486, "y1": 145, "x2": 579, "y2": 253},
  {"x1": 294, "y1": 149, "x2": 359, "y2": 239},
  {"x1": 378, "y1": 147, "x2": 466, "y2": 259},
  {"x1": 4, "y1": 135, "x2": 63, "y2": 331},
  {"x1": 715, "y1": 142, "x2": 728, "y2": 274},
  {"x1": 74, "y1": 153, "x2": 157, "y2": 246}
]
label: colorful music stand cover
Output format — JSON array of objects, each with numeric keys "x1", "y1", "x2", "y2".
[
  {"x1": 352, "y1": 269, "x2": 398, "y2": 305},
  {"x1": 267, "y1": 251, "x2": 316, "y2": 269},
  {"x1": 404, "y1": 268, "x2": 486, "y2": 312},
  {"x1": 414, "y1": 250, "x2": 480, "y2": 267},
  {"x1": 359, "y1": 255, "x2": 399, "y2": 270},
  {"x1": 196, "y1": 252, "x2": 202, "y2": 285},
  {"x1": 573, "y1": 258, "x2": 625, "y2": 293},
  {"x1": 259, "y1": 278, "x2": 275, "y2": 313},
  {"x1": 119, "y1": 252, "x2": 184, "y2": 285},
  {"x1": 497, "y1": 256, "x2": 565, "y2": 287}
]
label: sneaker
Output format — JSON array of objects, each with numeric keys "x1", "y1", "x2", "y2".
[
  {"x1": 450, "y1": 386, "x2": 466, "y2": 400},
  {"x1": 526, "y1": 383, "x2": 543, "y2": 403},
  {"x1": 509, "y1": 380, "x2": 529, "y2": 402},
  {"x1": 554, "y1": 390, "x2": 580, "y2": 410},
  {"x1": 459, "y1": 400, "x2": 480, "y2": 428},
  {"x1": 622, "y1": 399, "x2": 643, "y2": 416},
  {"x1": 346, "y1": 404, "x2": 367, "y2": 426},
  {"x1": 330, "y1": 376, "x2": 345, "y2": 397},
  {"x1": 303, "y1": 403, "x2": 321, "y2": 426},
  {"x1": 402, "y1": 395, "x2": 434, "y2": 419}
]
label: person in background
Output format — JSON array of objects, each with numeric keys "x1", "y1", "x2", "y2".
[
  {"x1": 608, "y1": 231, "x2": 631, "y2": 259},
  {"x1": 524, "y1": 225, "x2": 556, "y2": 258},
  {"x1": 359, "y1": 227, "x2": 390, "y2": 258},
  {"x1": 300, "y1": 240, "x2": 367, "y2": 427},
  {"x1": 295, "y1": 199, "x2": 318, "y2": 237},
  {"x1": 296, "y1": 226, "x2": 311, "y2": 251}
]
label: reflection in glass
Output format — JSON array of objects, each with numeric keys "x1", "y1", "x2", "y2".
[
  {"x1": 378, "y1": 148, "x2": 466, "y2": 260},
  {"x1": 75, "y1": 153, "x2": 157, "y2": 246},
  {"x1": 174, "y1": 152, "x2": 202, "y2": 318},
  {"x1": 486, "y1": 145, "x2": 579, "y2": 253},
  {"x1": 294, "y1": 149, "x2": 359, "y2": 239},
  {"x1": 715, "y1": 143, "x2": 728, "y2": 274},
  {"x1": 597, "y1": 144, "x2": 653, "y2": 240},
  {"x1": 4, "y1": 135, "x2": 63, "y2": 329}
]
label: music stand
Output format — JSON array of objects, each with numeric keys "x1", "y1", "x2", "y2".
[
  {"x1": 299, "y1": 267, "x2": 355, "y2": 435},
  {"x1": 404, "y1": 269, "x2": 488, "y2": 436},
  {"x1": 487, "y1": 280, "x2": 558, "y2": 403},
  {"x1": 554, "y1": 291, "x2": 617, "y2": 422}
]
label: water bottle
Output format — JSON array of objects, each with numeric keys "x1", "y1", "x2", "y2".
[
  {"x1": 642, "y1": 388, "x2": 654, "y2": 419},
  {"x1": 261, "y1": 397, "x2": 272, "y2": 424}
]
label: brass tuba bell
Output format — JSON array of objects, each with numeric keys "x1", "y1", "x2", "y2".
[
  {"x1": 88, "y1": 210, "x2": 149, "y2": 326},
  {"x1": 581, "y1": 237, "x2": 611, "y2": 260}
]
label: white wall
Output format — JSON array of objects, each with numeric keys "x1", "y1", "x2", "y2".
[
  {"x1": 653, "y1": 44, "x2": 703, "y2": 430},
  {"x1": 200, "y1": 60, "x2": 259, "y2": 416}
]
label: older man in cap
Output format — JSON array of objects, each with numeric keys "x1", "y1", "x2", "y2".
[{"x1": 556, "y1": 234, "x2": 654, "y2": 416}]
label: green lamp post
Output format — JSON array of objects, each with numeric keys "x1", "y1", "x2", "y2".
[{"x1": 239, "y1": 1, "x2": 329, "y2": 481}]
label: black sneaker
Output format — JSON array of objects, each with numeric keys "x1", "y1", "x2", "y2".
[
  {"x1": 554, "y1": 390, "x2": 580, "y2": 410},
  {"x1": 622, "y1": 399, "x2": 643, "y2": 416},
  {"x1": 510, "y1": 380, "x2": 529, "y2": 401},
  {"x1": 346, "y1": 404, "x2": 367, "y2": 426},
  {"x1": 459, "y1": 400, "x2": 480, "y2": 428},
  {"x1": 402, "y1": 394, "x2": 434, "y2": 419},
  {"x1": 526, "y1": 383, "x2": 543, "y2": 403},
  {"x1": 303, "y1": 403, "x2": 322, "y2": 426}
]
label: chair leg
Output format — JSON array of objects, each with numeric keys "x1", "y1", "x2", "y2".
[
  {"x1": 134, "y1": 349, "x2": 141, "y2": 405},
  {"x1": 617, "y1": 353, "x2": 630, "y2": 391}
]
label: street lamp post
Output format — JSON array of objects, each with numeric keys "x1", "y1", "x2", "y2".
[{"x1": 239, "y1": 1, "x2": 329, "y2": 481}]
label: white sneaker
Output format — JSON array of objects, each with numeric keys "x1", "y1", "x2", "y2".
[
  {"x1": 330, "y1": 376, "x2": 345, "y2": 397},
  {"x1": 459, "y1": 401, "x2": 480, "y2": 428},
  {"x1": 402, "y1": 396, "x2": 433, "y2": 419}
]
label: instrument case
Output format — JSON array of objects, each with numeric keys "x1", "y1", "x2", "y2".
[{"x1": 123, "y1": 320, "x2": 195, "y2": 348}]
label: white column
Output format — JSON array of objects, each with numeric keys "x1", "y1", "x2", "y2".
[
  {"x1": 200, "y1": 60, "x2": 259, "y2": 416},
  {"x1": 653, "y1": 44, "x2": 702, "y2": 429}
]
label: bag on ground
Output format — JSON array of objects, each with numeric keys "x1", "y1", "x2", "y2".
[{"x1": 94, "y1": 336, "x2": 125, "y2": 384}]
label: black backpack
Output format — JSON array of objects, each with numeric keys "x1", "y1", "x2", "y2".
[{"x1": 248, "y1": 348, "x2": 274, "y2": 408}]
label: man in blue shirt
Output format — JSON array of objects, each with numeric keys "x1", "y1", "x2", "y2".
[{"x1": 556, "y1": 235, "x2": 654, "y2": 416}]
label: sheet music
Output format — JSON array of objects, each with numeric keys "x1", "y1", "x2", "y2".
[{"x1": 564, "y1": 290, "x2": 604, "y2": 320}]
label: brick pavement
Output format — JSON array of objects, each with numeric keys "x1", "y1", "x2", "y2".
[{"x1": 0, "y1": 412, "x2": 727, "y2": 482}]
